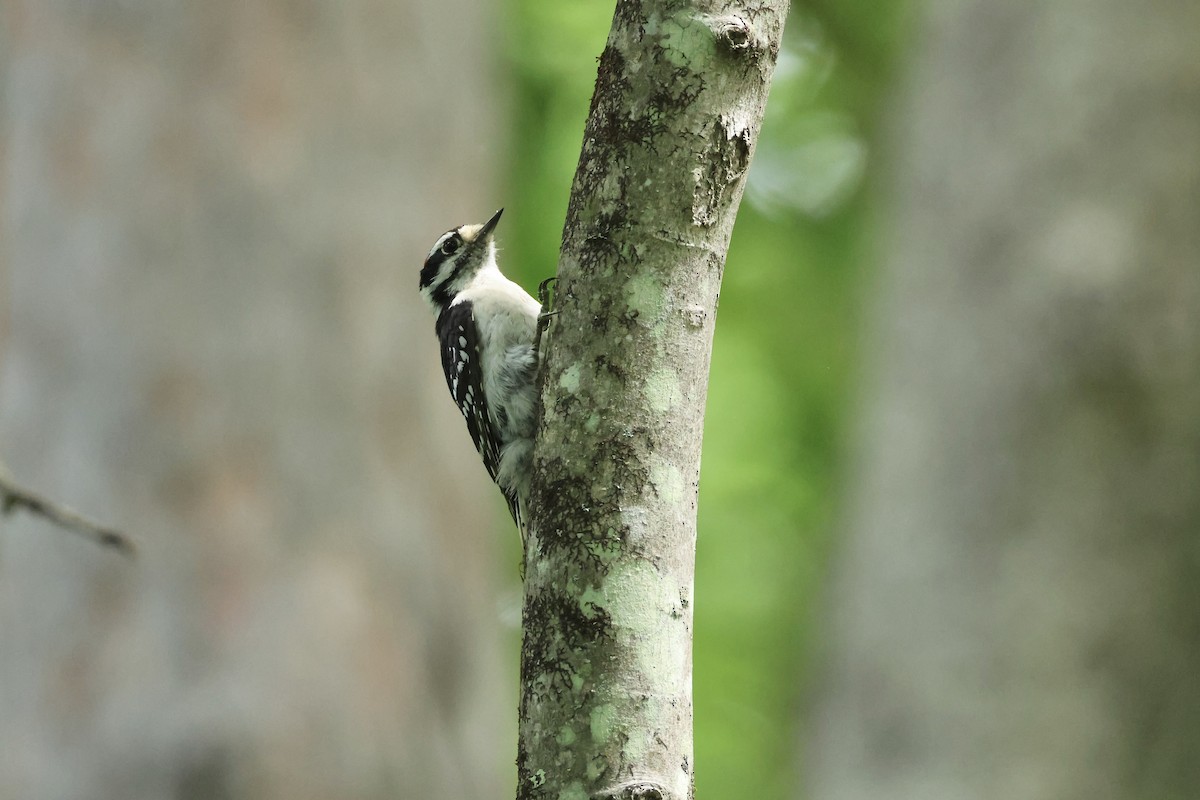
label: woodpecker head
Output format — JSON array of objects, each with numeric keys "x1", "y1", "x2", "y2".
[{"x1": 419, "y1": 208, "x2": 503, "y2": 312}]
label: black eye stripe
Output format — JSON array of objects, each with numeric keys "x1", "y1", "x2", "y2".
[
  {"x1": 425, "y1": 231, "x2": 460, "y2": 263},
  {"x1": 420, "y1": 242, "x2": 453, "y2": 288}
]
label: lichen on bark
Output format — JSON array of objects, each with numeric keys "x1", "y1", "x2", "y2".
[{"x1": 516, "y1": 2, "x2": 790, "y2": 799}]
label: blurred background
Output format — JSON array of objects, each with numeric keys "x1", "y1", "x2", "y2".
[{"x1": 2, "y1": 1, "x2": 1197, "y2": 799}]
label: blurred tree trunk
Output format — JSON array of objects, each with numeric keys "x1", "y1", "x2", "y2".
[
  {"x1": 0, "y1": 2, "x2": 514, "y2": 799},
  {"x1": 809, "y1": 1, "x2": 1200, "y2": 799},
  {"x1": 518, "y1": 2, "x2": 789, "y2": 799}
]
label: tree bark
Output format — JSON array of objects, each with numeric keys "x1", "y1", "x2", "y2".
[
  {"x1": 808, "y1": 1, "x2": 1200, "y2": 799},
  {"x1": 516, "y1": 2, "x2": 789, "y2": 798}
]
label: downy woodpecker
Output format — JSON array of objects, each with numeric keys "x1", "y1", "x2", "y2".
[{"x1": 419, "y1": 209, "x2": 540, "y2": 539}]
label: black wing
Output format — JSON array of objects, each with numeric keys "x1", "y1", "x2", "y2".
[{"x1": 436, "y1": 302, "x2": 522, "y2": 528}]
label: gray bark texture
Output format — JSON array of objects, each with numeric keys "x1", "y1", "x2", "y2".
[
  {"x1": 516, "y1": 2, "x2": 789, "y2": 799},
  {"x1": 0, "y1": 2, "x2": 513, "y2": 798},
  {"x1": 809, "y1": 1, "x2": 1200, "y2": 799}
]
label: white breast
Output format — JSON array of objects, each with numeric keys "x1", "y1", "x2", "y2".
[
  {"x1": 454, "y1": 265, "x2": 540, "y2": 353},
  {"x1": 452, "y1": 264, "x2": 541, "y2": 443}
]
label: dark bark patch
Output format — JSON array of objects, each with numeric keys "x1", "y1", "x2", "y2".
[
  {"x1": 515, "y1": 745, "x2": 550, "y2": 800},
  {"x1": 534, "y1": 469, "x2": 622, "y2": 554},
  {"x1": 522, "y1": 585, "x2": 612, "y2": 678},
  {"x1": 594, "y1": 353, "x2": 629, "y2": 382}
]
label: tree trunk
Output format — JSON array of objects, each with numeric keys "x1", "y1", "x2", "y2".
[
  {"x1": 516, "y1": 2, "x2": 790, "y2": 799},
  {"x1": 0, "y1": 2, "x2": 512, "y2": 798},
  {"x1": 808, "y1": 1, "x2": 1200, "y2": 799}
]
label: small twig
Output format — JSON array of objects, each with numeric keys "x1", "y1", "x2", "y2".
[{"x1": 0, "y1": 466, "x2": 135, "y2": 557}]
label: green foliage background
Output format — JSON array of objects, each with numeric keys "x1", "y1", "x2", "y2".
[{"x1": 502, "y1": 3, "x2": 904, "y2": 795}]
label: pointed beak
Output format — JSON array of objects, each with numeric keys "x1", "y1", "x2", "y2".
[{"x1": 478, "y1": 208, "x2": 503, "y2": 239}]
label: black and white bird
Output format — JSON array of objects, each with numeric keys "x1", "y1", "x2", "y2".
[{"x1": 419, "y1": 209, "x2": 541, "y2": 539}]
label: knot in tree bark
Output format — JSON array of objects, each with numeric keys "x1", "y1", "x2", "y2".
[
  {"x1": 595, "y1": 780, "x2": 668, "y2": 800},
  {"x1": 711, "y1": 15, "x2": 760, "y2": 55}
]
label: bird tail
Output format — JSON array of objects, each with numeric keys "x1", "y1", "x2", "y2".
[{"x1": 504, "y1": 488, "x2": 526, "y2": 546}]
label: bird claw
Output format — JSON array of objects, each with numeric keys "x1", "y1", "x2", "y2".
[
  {"x1": 537, "y1": 276, "x2": 558, "y2": 315},
  {"x1": 534, "y1": 278, "x2": 558, "y2": 362}
]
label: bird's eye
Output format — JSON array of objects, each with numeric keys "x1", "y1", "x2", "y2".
[{"x1": 441, "y1": 237, "x2": 460, "y2": 256}]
